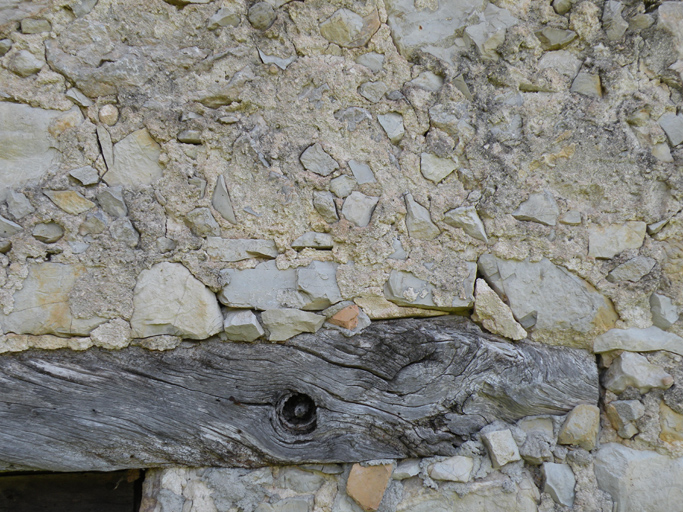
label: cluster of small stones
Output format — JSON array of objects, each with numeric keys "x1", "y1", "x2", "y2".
[{"x1": 2, "y1": 0, "x2": 683, "y2": 509}]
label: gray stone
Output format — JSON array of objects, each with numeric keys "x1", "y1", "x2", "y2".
[
  {"x1": 32, "y1": 222, "x2": 64, "y2": 243},
  {"x1": 478, "y1": 255, "x2": 617, "y2": 345},
  {"x1": 258, "y1": 49, "x2": 296, "y2": 70},
  {"x1": 21, "y1": 18, "x2": 51, "y2": 33},
  {"x1": 342, "y1": 192, "x2": 378, "y2": 228},
  {"x1": 103, "y1": 129, "x2": 162, "y2": 188},
  {"x1": 0, "y1": 39, "x2": 12, "y2": 57},
  {"x1": 595, "y1": 443, "x2": 683, "y2": 512},
  {"x1": 650, "y1": 293, "x2": 679, "y2": 330},
  {"x1": 0, "y1": 263, "x2": 105, "y2": 336},
  {"x1": 542, "y1": 463, "x2": 575, "y2": 507},
  {"x1": 313, "y1": 191, "x2": 338, "y2": 223},
  {"x1": 558, "y1": 211, "x2": 581, "y2": 225},
  {"x1": 420, "y1": 153, "x2": 457, "y2": 184},
  {"x1": 593, "y1": 326, "x2": 683, "y2": 356},
  {"x1": 292, "y1": 232, "x2": 333, "y2": 250},
  {"x1": 110, "y1": 218, "x2": 139, "y2": 247},
  {"x1": 177, "y1": 130, "x2": 202, "y2": 144},
  {"x1": 68, "y1": 241, "x2": 89, "y2": 254},
  {"x1": 535, "y1": 28, "x2": 576, "y2": 50},
  {"x1": 588, "y1": 221, "x2": 647, "y2": 259},
  {"x1": 0, "y1": 103, "x2": 62, "y2": 202},
  {"x1": 603, "y1": 352, "x2": 673, "y2": 394},
  {"x1": 384, "y1": 268, "x2": 475, "y2": 311},
  {"x1": 223, "y1": 310, "x2": 265, "y2": 342},
  {"x1": 392, "y1": 459, "x2": 420, "y2": 480},
  {"x1": 69, "y1": 166, "x2": 99, "y2": 186},
  {"x1": 130, "y1": 262, "x2": 224, "y2": 340},
  {"x1": 261, "y1": 309, "x2": 325, "y2": 342},
  {"x1": 186, "y1": 207, "x2": 220, "y2": 237},
  {"x1": 319, "y1": 8, "x2": 379, "y2": 48},
  {"x1": 355, "y1": 52, "x2": 384, "y2": 72},
  {"x1": 65, "y1": 88, "x2": 93, "y2": 107},
  {"x1": 429, "y1": 456, "x2": 474, "y2": 482},
  {"x1": 607, "y1": 256, "x2": 656, "y2": 282},
  {"x1": 275, "y1": 467, "x2": 325, "y2": 493},
  {"x1": 553, "y1": 0, "x2": 572, "y2": 15},
  {"x1": 603, "y1": 1, "x2": 628, "y2": 41},
  {"x1": 464, "y1": 4, "x2": 518, "y2": 58},
  {"x1": 8, "y1": 49, "x2": 44, "y2": 77},
  {"x1": 208, "y1": 7, "x2": 240, "y2": 30},
  {"x1": 659, "y1": 113, "x2": 683, "y2": 146},
  {"x1": 97, "y1": 186, "x2": 127, "y2": 218},
  {"x1": 377, "y1": 113, "x2": 404, "y2": 143},
  {"x1": 334, "y1": 107, "x2": 372, "y2": 132},
  {"x1": 571, "y1": 72, "x2": 602, "y2": 98},
  {"x1": 558, "y1": 404, "x2": 600, "y2": 451},
  {"x1": 78, "y1": 211, "x2": 107, "y2": 235},
  {"x1": 212, "y1": 175, "x2": 238, "y2": 225},
  {"x1": 219, "y1": 261, "x2": 341, "y2": 311},
  {"x1": 206, "y1": 238, "x2": 278, "y2": 262},
  {"x1": 300, "y1": 143, "x2": 339, "y2": 177},
  {"x1": 0, "y1": 215, "x2": 22, "y2": 238},
  {"x1": 472, "y1": 279, "x2": 526, "y2": 341},
  {"x1": 70, "y1": 0, "x2": 98, "y2": 17},
  {"x1": 7, "y1": 191, "x2": 34, "y2": 219},
  {"x1": 388, "y1": 238, "x2": 407, "y2": 260},
  {"x1": 247, "y1": 2, "x2": 276, "y2": 30},
  {"x1": 330, "y1": 175, "x2": 356, "y2": 199},
  {"x1": 538, "y1": 51, "x2": 582, "y2": 79},
  {"x1": 404, "y1": 193, "x2": 439, "y2": 240},
  {"x1": 481, "y1": 429, "x2": 521, "y2": 469},
  {"x1": 348, "y1": 160, "x2": 375, "y2": 184},
  {"x1": 407, "y1": 72, "x2": 444, "y2": 92},
  {"x1": 358, "y1": 81, "x2": 387, "y2": 103},
  {"x1": 300, "y1": 464, "x2": 344, "y2": 474},
  {"x1": 519, "y1": 430, "x2": 554, "y2": 465},
  {"x1": 512, "y1": 191, "x2": 560, "y2": 226},
  {"x1": 97, "y1": 125, "x2": 114, "y2": 170},
  {"x1": 444, "y1": 206, "x2": 488, "y2": 243},
  {"x1": 605, "y1": 400, "x2": 644, "y2": 438}
]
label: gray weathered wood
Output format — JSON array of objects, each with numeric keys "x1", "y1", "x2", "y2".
[{"x1": 0, "y1": 317, "x2": 598, "y2": 471}]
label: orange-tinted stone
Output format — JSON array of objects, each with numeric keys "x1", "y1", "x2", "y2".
[
  {"x1": 328, "y1": 305, "x2": 359, "y2": 330},
  {"x1": 346, "y1": 463, "x2": 392, "y2": 511}
]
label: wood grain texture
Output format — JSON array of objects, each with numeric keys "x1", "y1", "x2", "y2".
[{"x1": 0, "y1": 317, "x2": 598, "y2": 472}]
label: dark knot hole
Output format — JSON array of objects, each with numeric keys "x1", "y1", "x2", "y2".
[{"x1": 277, "y1": 392, "x2": 317, "y2": 434}]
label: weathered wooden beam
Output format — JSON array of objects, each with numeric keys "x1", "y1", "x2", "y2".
[{"x1": 0, "y1": 317, "x2": 598, "y2": 472}]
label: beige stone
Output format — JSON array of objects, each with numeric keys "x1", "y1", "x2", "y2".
[
  {"x1": 472, "y1": 279, "x2": 526, "y2": 341},
  {"x1": 660, "y1": 402, "x2": 683, "y2": 443},
  {"x1": 558, "y1": 404, "x2": 600, "y2": 451},
  {"x1": 346, "y1": 463, "x2": 392, "y2": 511},
  {"x1": 99, "y1": 104, "x2": 120, "y2": 126},
  {"x1": 44, "y1": 190, "x2": 96, "y2": 215},
  {"x1": 354, "y1": 296, "x2": 449, "y2": 320},
  {"x1": 104, "y1": 129, "x2": 163, "y2": 188}
]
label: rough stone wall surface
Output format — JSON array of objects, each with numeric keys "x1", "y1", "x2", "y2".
[{"x1": 1, "y1": 0, "x2": 683, "y2": 509}]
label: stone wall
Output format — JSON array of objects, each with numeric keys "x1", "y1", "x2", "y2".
[{"x1": 1, "y1": 0, "x2": 683, "y2": 510}]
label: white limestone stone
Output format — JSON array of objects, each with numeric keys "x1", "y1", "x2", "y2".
[
  {"x1": 104, "y1": 129, "x2": 163, "y2": 188},
  {"x1": 481, "y1": 429, "x2": 521, "y2": 469},
  {"x1": 223, "y1": 310, "x2": 265, "y2": 342},
  {"x1": 261, "y1": 309, "x2": 325, "y2": 342}
]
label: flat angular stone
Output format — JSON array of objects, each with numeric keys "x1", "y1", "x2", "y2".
[
  {"x1": 300, "y1": 143, "x2": 339, "y2": 177},
  {"x1": 404, "y1": 194, "x2": 439, "y2": 240},
  {"x1": 408, "y1": 72, "x2": 444, "y2": 91},
  {"x1": 0, "y1": 215, "x2": 22, "y2": 238},
  {"x1": 206, "y1": 237, "x2": 278, "y2": 262},
  {"x1": 481, "y1": 429, "x2": 521, "y2": 468},
  {"x1": 212, "y1": 175, "x2": 238, "y2": 224},
  {"x1": 538, "y1": 50, "x2": 582, "y2": 78},
  {"x1": 346, "y1": 463, "x2": 392, "y2": 511},
  {"x1": 342, "y1": 192, "x2": 378, "y2": 227},
  {"x1": 659, "y1": 113, "x2": 683, "y2": 146},
  {"x1": 348, "y1": 160, "x2": 375, "y2": 184},
  {"x1": 595, "y1": 443, "x2": 683, "y2": 512},
  {"x1": 313, "y1": 191, "x2": 338, "y2": 223},
  {"x1": 588, "y1": 221, "x2": 646, "y2": 259},
  {"x1": 0, "y1": 263, "x2": 105, "y2": 336},
  {"x1": 97, "y1": 125, "x2": 114, "y2": 170},
  {"x1": 603, "y1": 1, "x2": 628, "y2": 41},
  {"x1": 571, "y1": 72, "x2": 602, "y2": 98},
  {"x1": 429, "y1": 456, "x2": 473, "y2": 482},
  {"x1": 66, "y1": 88, "x2": 93, "y2": 107},
  {"x1": 9, "y1": 50, "x2": 44, "y2": 77},
  {"x1": 472, "y1": 279, "x2": 526, "y2": 341},
  {"x1": 384, "y1": 268, "x2": 475, "y2": 311},
  {"x1": 320, "y1": 8, "x2": 380, "y2": 48},
  {"x1": 420, "y1": 153, "x2": 457, "y2": 183},
  {"x1": 650, "y1": 293, "x2": 679, "y2": 330},
  {"x1": 330, "y1": 175, "x2": 356, "y2": 198},
  {"x1": 177, "y1": 130, "x2": 202, "y2": 144},
  {"x1": 79, "y1": 212, "x2": 107, "y2": 235},
  {"x1": 392, "y1": 459, "x2": 419, "y2": 480},
  {"x1": 0, "y1": 103, "x2": 62, "y2": 201},
  {"x1": 44, "y1": 190, "x2": 95, "y2": 215},
  {"x1": 512, "y1": 191, "x2": 560, "y2": 226},
  {"x1": 97, "y1": 186, "x2": 127, "y2": 218},
  {"x1": 7, "y1": 191, "x2": 34, "y2": 219},
  {"x1": 223, "y1": 310, "x2": 264, "y2": 342},
  {"x1": 208, "y1": 7, "x2": 240, "y2": 30},
  {"x1": 261, "y1": 309, "x2": 325, "y2": 342},
  {"x1": 0, "y1": 39, "x2": 10, "y2": 57},
  {"x1": 185, "y1": 207, "x2": 220, "y2": 237},
  {"x1": 69, "y1": 166, "x2": 99, "y2": 186},
  {"x1": 32, "y1": 222, "x2": 64, "y2": 243},
  {"x1": 292, "y1": 232, "x2": 333, "y2": 250},
  {"x1": 358, "y1": 81, "x2": 387, "y2": 103},
  {"x1": 464, "y1": 4, "x2": 517, "y2": 59},
  {"x1": 296, "y1": 261, "x2": 342, "y2": 310},
  {"x1": 607, "y1": 256, "x2": 656, "y2": 282},
  {"x1": 542, "y1": 463, "x2": 575, "y2": 507},
  {"x1": 558, "y1": 404, "x2": 600, "y2": 451},
  {"x1": 535, "y1": 28, "x2": 576, "y2": 50},
  {"x1": 479, "y1": 255, "x2": 617, "y2": 345},
  {"x1": 355, "y1": 52, "x2": 384, "y2": 72},
  {"x1": 444, "y1": 206, "x2": 488, "y2": 242},
  {"x1": 109, "y1": 218, "x2": 139, "y2": 247},
  {"x1": 377, "y1": 113, "x2": 404, "y2": 143},
  {"x1": 103, "y1": 129, "x2": 162, "y2": 188},
  {"x1": 258, "y1": 49, "x2": 296, "y2": 70},
  {"x1": 327, "y1": 304, "x2": 359, "y2": 330},
  {"x1": 603, "y1": 352, "x2": 673, "y2": 394},
  {"x1": 130, "y1": 262, "x2": 223, "y2": 340},
  {"x1": 606, "y1": 400, "x2": 644, "y2": 438},
  {"x1": 593, "y1": 326, "x2": 683, "y2": 356}
]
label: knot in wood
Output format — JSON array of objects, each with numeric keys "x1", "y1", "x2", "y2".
[{"x1": 277, "y1": 392, "x2": 317, "y2": 434}]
